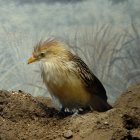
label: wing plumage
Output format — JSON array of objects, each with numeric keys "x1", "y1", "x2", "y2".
[{"x1": 70, "y1": 55, "x2": 107, "y2": 102}]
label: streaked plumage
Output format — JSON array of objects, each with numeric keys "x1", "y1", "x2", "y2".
[{"x1": 28, "y1": 39, "x2": 112, "y2": 112}]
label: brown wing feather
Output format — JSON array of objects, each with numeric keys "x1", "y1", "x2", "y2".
[{"x1": 70, "y1": 54, "x2": 107, "y2": 102}]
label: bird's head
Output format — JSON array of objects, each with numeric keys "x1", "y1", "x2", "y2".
[{"x1": 28, "y1": 39, "x2": 70, "y2": 64}]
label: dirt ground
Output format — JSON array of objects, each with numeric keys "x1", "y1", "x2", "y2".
[{"x1": 0, "y1": 85, "x2": 140, "y2": 140}]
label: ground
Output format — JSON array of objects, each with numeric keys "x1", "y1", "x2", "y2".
[{"x1": 0, "y1": 85, "x2": 140, "y2": 140}]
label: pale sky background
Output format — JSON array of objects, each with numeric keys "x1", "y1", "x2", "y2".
[{"x1": 0, "y1": 0, "x2": 140, "y2": 34}]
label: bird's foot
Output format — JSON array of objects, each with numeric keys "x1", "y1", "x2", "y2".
[
  {"x1": 57, "y1": 106, "x2": 92, "y2": 118},
  {"x1": 56, "y1": 107, "x2": 73, "y2": 118}
]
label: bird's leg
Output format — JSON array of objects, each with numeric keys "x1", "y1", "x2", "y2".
[
  {"x1": 57, "y1": 107, "x2": 73, "y2": 117},
  {"x1": 60, "y1": 106, "x2": 65, "y2": 112},
  {"x1": 57, "y1": 106, "x2": 92, "y2": 117},
  {"x1": 69, "y1": 108, "x2": 87, "y2": 117},
  {"x1": 71, "y1": 108, "x2": 80, "y2": 117},
  {"x1": 77, "y1": 106, "x2": 92, "y2": 114}
]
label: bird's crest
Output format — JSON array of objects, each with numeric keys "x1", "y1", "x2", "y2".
[
  {"x1": 34, "y1": 38, "x2": 55, "y2": 52},
  {"x1": 32, "y1": 38, "x2": 70, "y2": 60}
]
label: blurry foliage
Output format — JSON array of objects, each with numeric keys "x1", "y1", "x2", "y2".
[
  {"x1": 110, "y1": 0, "x2": 128, "y2": 5},
  {"x1": 0, "y1": 23, "x2": 139, "y2": 103}
]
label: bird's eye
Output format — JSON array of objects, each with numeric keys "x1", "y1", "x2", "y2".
[{"x1": 40, "y1": 52, "x2": 45, "y2": 57}]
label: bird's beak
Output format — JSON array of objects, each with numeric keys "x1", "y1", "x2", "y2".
[{"x1": 27, "y1": 56, "x2": 37, "y2": 64}]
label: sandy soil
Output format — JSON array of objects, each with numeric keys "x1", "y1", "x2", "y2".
[{"x1": 0, "y1": 85, "x2": 140, "y2": 140}]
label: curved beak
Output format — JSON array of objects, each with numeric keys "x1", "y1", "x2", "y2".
[{"x1": 27, "y1": 56, "x2": 37, "y2": 64}]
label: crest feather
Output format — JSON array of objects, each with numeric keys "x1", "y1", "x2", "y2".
[{"x1": 33, "y1": 38, "x2": 66, "y2": 53}]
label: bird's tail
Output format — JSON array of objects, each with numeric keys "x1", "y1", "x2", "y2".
[{"x1": 90, "y1": 95, "x2": 112, "y2": 112}]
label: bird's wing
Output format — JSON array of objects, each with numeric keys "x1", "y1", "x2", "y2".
[{"x1": 71, "y1": 55, "x2": 107, "y2": 102}]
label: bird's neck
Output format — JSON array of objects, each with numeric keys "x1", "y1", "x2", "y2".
[{"x1": 41, "y1": 56, "x2": 75, "y2": 86}]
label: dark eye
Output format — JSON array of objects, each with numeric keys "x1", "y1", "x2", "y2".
[{"x1": 40, "y1": 52, "x2": 45, "y2": 57}]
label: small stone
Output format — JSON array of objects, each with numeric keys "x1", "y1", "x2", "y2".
[
  {"x1": 119, "y1": 114, "x2": 123, "y2": 117},
  {"x1": 63, "y1": 130, "x2": 73, "y2": 139},
  {"x1": 104, "y1": 121, "x2": 109, "y2": 125}
]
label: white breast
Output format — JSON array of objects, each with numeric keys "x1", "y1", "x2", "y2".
[{"x1": 41, "y1": 59, "x2": 76, "y2": 86}]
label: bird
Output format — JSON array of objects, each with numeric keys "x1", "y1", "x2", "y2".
[{"x1": 28, "y1": 39, "x2": 112, "y2": 113}]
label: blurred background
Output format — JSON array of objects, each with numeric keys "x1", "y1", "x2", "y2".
[{"x1": 0, "y1": 0, "x2": 140, "y2": 104}]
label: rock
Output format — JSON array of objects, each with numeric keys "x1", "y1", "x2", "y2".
[
  {"x1": 104, "y1": 121, "x2": 109, "y2": 125},
  {"x1": 63, "y1": 130, "x2": 73, "y2": 139}
]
